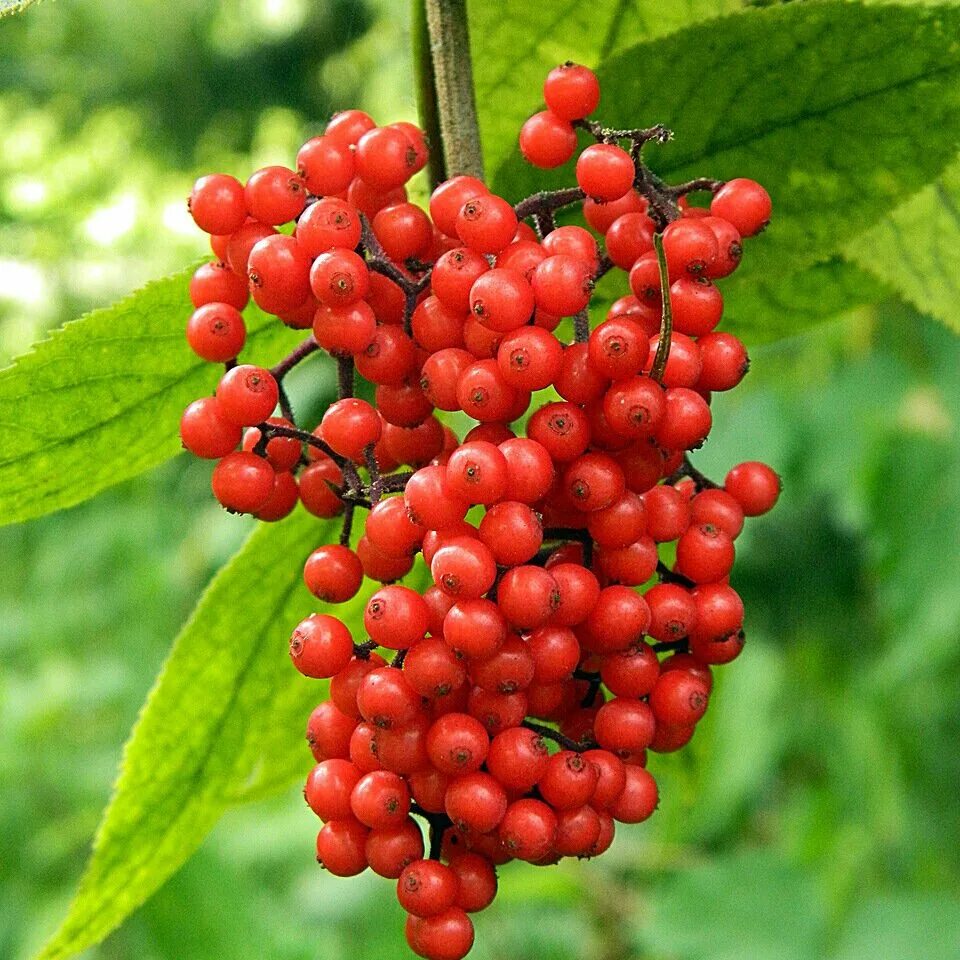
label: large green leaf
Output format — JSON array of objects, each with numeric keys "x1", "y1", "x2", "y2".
[
  {"x1": 492, "y1": 3, "x2": 960, "y2": 289},
  {"x1": 845, "y1": 156, "x2": 960, "y2": 332},
  {"x1": 0, "y1": 266, "x2": 302, "y2": 528},
  {"x1": 37, "y1": 509, "x2": 327, "y2": 960}
]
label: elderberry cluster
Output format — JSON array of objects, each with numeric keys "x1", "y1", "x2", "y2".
[{"x1": 179, "y1": 61, "x2": 780, "y2": 960}]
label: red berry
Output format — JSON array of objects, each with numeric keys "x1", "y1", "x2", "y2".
[
  {"x1": 364, "y1": 585, "x2": 430, "y2": 649},
  {"x1": 180, "y1": 396, "x2": 242, "y2": 459},
  {"x1": 724, "y1": 461, "x2": 781, "y2": 515},
  {"x1": 710, "y1": 178, "x2": 771, "y2": 236},
  {"x1": 245, "y1": 165, "x2": 306, "y2": 225},
  {"x1": 456, "y1": 194, "x2": 518, "y2": 254},
  {"x1": 304, "y1": 544, "x2": 364, "y2": 603},
  {"x1": 290, "y1": 613, "x2": 354, "y2": 679},
  {"x1": 519, "y1": 110, "x2": 577, "y2": 168},
  {"x1": 544, "y1": 63, "x2": 600, "y2": 121},
  {"x1": 398, "y1": 859, "x2": 460, "y2": 918},
  {"x1": 189, "y1": 174, "x2": 247, "y2": 235},
  {"x1": 576, "y1": 144, "x2": 634, "y2": 202},
  {"x1": 211, "y1": 450, "x2": 274, "y2": 513},
  {"x1": 321, "y1": 397, "x2": 382, "y2": 461}
]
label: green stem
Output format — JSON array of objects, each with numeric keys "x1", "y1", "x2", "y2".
[
  {"x1": 411, "y1": 0, "x2": 446, "y2": 187},
  {"x1": 420, "y1": 0, "x2": 484, "y2": 179},
  {"x1": 650, "y1": 232, "x2": 673, "y2": 384}
]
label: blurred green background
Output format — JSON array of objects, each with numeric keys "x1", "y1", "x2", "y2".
[{"x1": 2, "y1": 2, "x2": 959, "y2": 959}]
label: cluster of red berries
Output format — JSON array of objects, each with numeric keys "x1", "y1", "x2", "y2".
[{"x1": 180, "y1": 61, "x2": 779, "y2": 960}]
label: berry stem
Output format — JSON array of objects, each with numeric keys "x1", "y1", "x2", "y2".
[
  {"x1": 522, "y1": 719, "x2": 596, "y2": 753},
  {"x1": 353, "y1": 639, "x2": 378, "y2": 660},
  {"x1": 666, "y1": 455, "x2": 721, "y2": 491},
  {"x1": 514, "y1": 187, "x2": 585, "y2": 222},
  {"x1": 649, "y1": 232, "x2": 673, "y2": 384},
  {"x1": 364, "y1": 443, "x2": 384, "y2": 503},
  {"x1": 668, "y1": 176, "x2": 724, "y2": 198},
  {"x1": 656, "y1": 560, "x2": 695, "y2": 588},
  {"x1": 339, "y1": 501, "x2": 355, "y2": 547},
  {"x1": 270, "y1": 336, "x2": 319, "y2": 381},
  {"x1": 337, "y1": 355, "x2": 355, "y2": 399},
  {"x1": 422, "y1": 0, "x2": 484, "y2": 179}
]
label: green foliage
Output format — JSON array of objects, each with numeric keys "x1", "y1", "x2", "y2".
[
  {"x1": 0, "y1": 266, "x2": 300, "y2": 527},
  {"x1": 37, "y1": 508, "x2": 324, "y2": 960},
  {"x1": 847, "y1": 157, "x2": 960, "y2": 333}
]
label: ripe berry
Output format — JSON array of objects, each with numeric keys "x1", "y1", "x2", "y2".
[
  {"x1": 350, "y1": 769, "x2": 411, "y2": 829},
  {"x1": 309, "y1": 249, "x2": 370, "y2": 307},
  {"x1": 426, "y1": 712, "x2": 489, "y2": 775},
  {"x1": 431, "y1": 536, "x2": 498, "y2": 600},
  {"x1": 469, "y1": 267, "x2": 535, "y2": 332},
  {"x1": 430, "y1": 175, "x2": 488, "y2": 237},
  {"x1": 321, "y1": 398, "x2": 382, "y2": 461},
  {"x1": 398, "y1": 860, "x2": 460, "y2": 918},
  {"x1": 189, "y1": 174, "x2": 247, "y2": 235},
  {"x1": 444, "y1": 771, "x2": 508, "y2": 834},
  {"x1": 405, "y1": 907, "x2": 475, "y2": 960},
  {"x1": 296, "y1": 135, "x2": 355, "y2": 195},
  {"x1": 448, "y1": 854, "x2": 497, "y2": 912},
  {"x1": 538, "y1": 750, "x2": 599, "y2": 809},
  {"x1": 304, "y1": 544, "x2": 363, "y2": 603},
  {"x1": 315, "y1": 818, "x2": 369, "y2": 876},
  {"x1": 245, "y1": 165, "x2": 306, "y2": 225},
  {"x1": 544, "y1": 63, "x2": 600, "y2": 121},
  {"x1": 498, "y1": 798, "x2": 557, "y2": 862},
  {"x1": 710, "y1": 178, "x2": 772, "y2": 236},
  {"x1": 519, "y1": 110, "x2": 577, "y2": 168},
  {"x1": 247, "y1": 234, "x2": 311, "y2": 314},
  {"x1": 675, "y1": 523, "x2": 735, "y2": 583},
  {"x1": 366, "y1": 818, "x2": 424, "y2": 879},
  {"x1": 431, "y1": 248, "x2": 489, "y2": 313},
  {"x1": 305, "y1": 758, "x2": 362, "y2": 821},
  {"x1": 609, "y1": 765, "x2": 658, "y2": 823},
  {"x1": 364, "y1": 585, "x2": 430, "y2": 649},
  {"x1": 210, "y1": 451, "x2": 274, "y2": 513},
  {"x1": 724, "y1": 461, "x2": 782, "y2": 515},
  {"x1": 180, "y1": 397, "x2": 242, "y2": 459},
  {"x1": 446, "y1": 441, "x2": 508, "y2": 504},
  {"x1": 649, "y1": 669, "x2": 710, "y2": 727},
  {"x1": 456, "y1": 194, "x2": 518, "y2": 254},
  {"x1": 190, "y1": 259, "x2": 250, "y2": 310},
  {"x1": 496, "y1": 565, "x2": 559, "y2": 630},
  {"x1": 290, "y1": 613, "x2": 354, "y2": 679},
  {"x1": 576, "y1": 144, "x2": 634, "y2": 202},
  {"x1": 297, "y1": 197, "x2": 363, "y2": 257}
]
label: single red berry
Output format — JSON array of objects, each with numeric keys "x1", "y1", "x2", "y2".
[
  {"x1": 724, "y1": 461, "x2": 781, "y2": 515},
  {"x1": 498, "y1": 798, "x2": 557, "y2": 862},
  {"x1": 304, "y1": 758, "x2": 362, "y2": 821},
  {"x1": 576, "y1": 144, "x2": 635, "y2": 202},
  {"x1": 189, "y1": 174, "x2": 247, "y2": 235},
  {"x1": 247, "y1": 233, "x2": 311, "y2": 314},
  {"x1": 519, "y1": 110, "x2": 577, "y2": 168},
  {"x1": 364, "y1": 584, "x2": 430, "y2": 649},
  {"x1": 290, "y1": 613, "x2": 354, "y2": 679},
  {"x1": 430, "y1": 176, "x2": 489, "y2": 237},
  {"x1": 296, "y1": 196, "x2": 363, "y2": 257},
  {"x1": 245, "y1": 165, "x2": 306, "y2": 225},
  {"x1": 544, "y1": 63, "x2": 600, "y2": 121},
  {"x1": 211, "y1": 450, "x2": 274, "y2": 513},
  {"x1": 609, "y1": 764, "x2": 658, "y2": 823},
  {"x1": 398, "y1": 859, "x2": 460, "y2": 918},
  {"x1": 373, "y1": 202, "x2": 434, "y2": 262},
  {"x1": 469, "y1": 267, "x2": 535, "y2": 332},
  {"x1": 303, "y1": 544, "x2": 364, "y2": 603},
  {"x1": 365, "y1": 817, "x2": 424, "y2": 879},
  {"x1": 180, "y1": 396, "x2": 242, "y2": 459},
  {"x1": 649, "y1": 669, "x2": 710, "y2": 727},
  {"x1": 405, "y1": 907, "x2": 475, "y2": 960},
  {"x1": 215, "y1": 364, "x2": 278, "y2": 426},
  {"x1": 350, "y1": 769, "x2": 411, "y2": 829},
  {"x1": 315, "y1": 818, "x2": 369, "y2": 876},
  {"x1": 296, "y1": 134, "x2": 355, "y2": 195},
  {"x1": 675, "y1": 523, "x2": 735, "y2": 583},
  {"x1": 710, "y1": 178, "x2": 771, "y2": 236},
  {"x1": 456, "y1": 194, "x2": 518, "y2": 254}
]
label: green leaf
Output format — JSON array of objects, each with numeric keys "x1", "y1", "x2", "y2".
[
  {"x1": 845, "y1": 156, "x2": 960, "y2": 333},
  {"x1": 491, "y1": 3, "x2": 960, "y2": 286},
  {"x1": 469, "y1": 0, "x2": 743, "y2": 173},
  {"x1": 37, "y1": 508, "x2": 326, "y2": 960},
  {"x1": 722, "y1": 257, "x2": 886, "y2": 344},
  {"x1": 0, "y1": 265, "x2": 302, "y2": 528}
]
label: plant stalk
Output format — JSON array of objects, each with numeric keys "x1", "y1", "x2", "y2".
[{"x1": 420, "y1": 0, "x2": 484, "y2": 179}]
